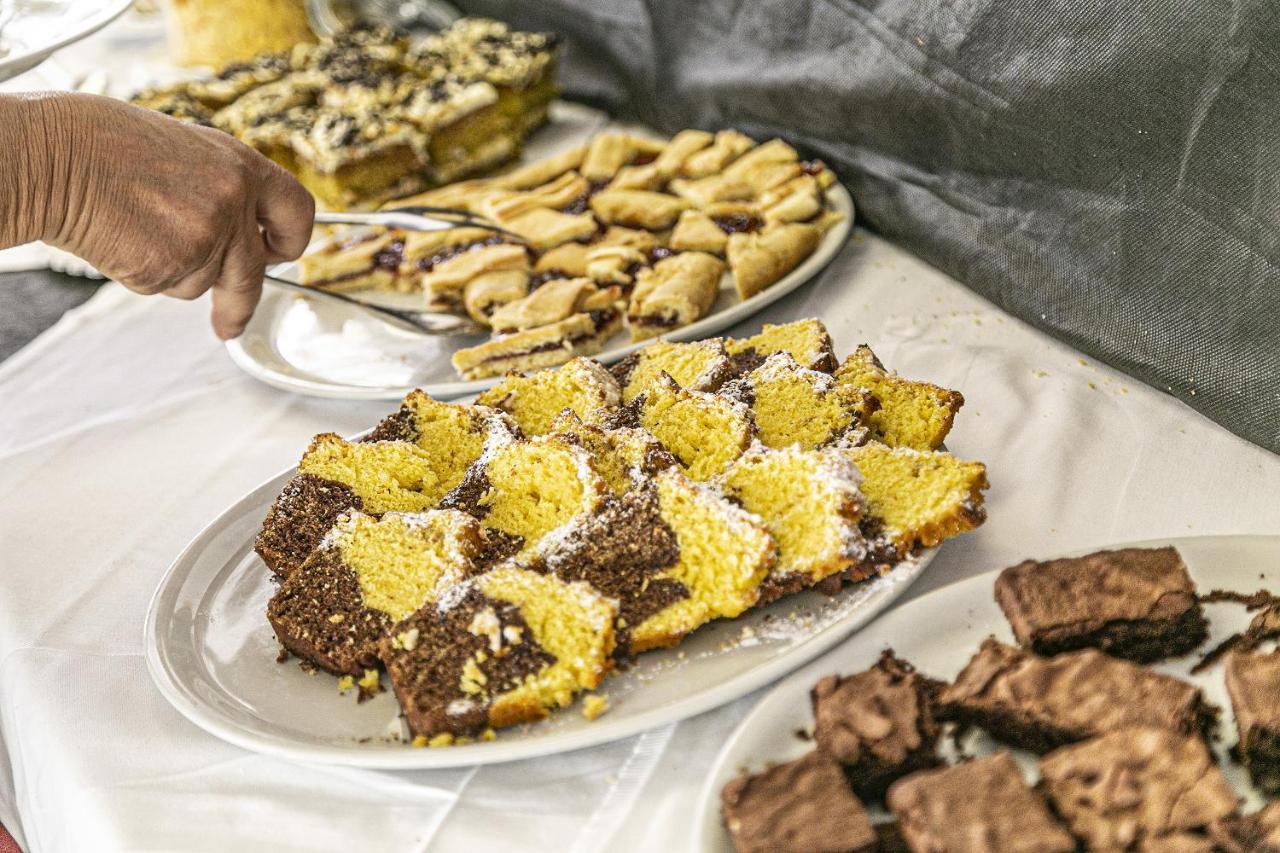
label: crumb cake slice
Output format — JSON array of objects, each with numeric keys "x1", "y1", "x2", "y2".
[
  {"x1": 637, "y1": 374, "x2": 756, "y2": 481},
  {"x1": 721, "y1": 352, "x2": 876, "y2": 450},
  {"x1": 611, "y1": 338, "x2": 736, "y2": 402},
  {"x1": 835, "y1": 345, "x2": 963, "y2": 450},
  {"x1": 380, "y1": 564, "x2": 616, "y2": 738},
  {"x1": 439, "y1": 435, "x2": 607, "y2": 560},
  {"x1": 1225, "y1": 649, "x2": 1280, "y2": 794},
  {"x1": 256, "y1": 433, "x2": 443, "y2": 577},
  {"x1": 548, "y1": 411, "x2": 675, "y2": 495},
  {"x1": 451, "y1": 308, "x2": 624, "y2": 380},
  {"x1": 840, "y1": 442, "x2": 988, "y2": 575},
  {"x1": 886, "y1": 752, "x2": 1075, "y2": 853},
  {"x1": 627, "y1": 469, "x2": 776, "y2": 651},
  {"x1": 938, "y1": 639, "x2": 1217, "y2": 753},
  {"x1": 476, "y1": 357, "x2": 620, "y2": 435},
  {"x1": 811, "y1": 651, "x2": 942, "y2": 801},
  {"x1": 626, "y1": 251, "x2": 725, "y2": 341},
  {"x1": 721, "y1": 750, "x2": 878, "y2": 853},
  {"x1": 1038, "y1": 726, "x2": 1237, "y2": 849},
  {"x1": 725, "y1": 318, "x2": 837, "y2": 373},
  {"x1": 268, "y1": 509, "x2": 485, "y2": 675},
  {"x1": 720, "y1": 443, "x2": 866, "y2": 601},
  {"x1": 995, "y1": 546, "x2": 1208, "y2": 662}
]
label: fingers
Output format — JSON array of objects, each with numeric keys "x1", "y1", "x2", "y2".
[
  {"x1": 210, "y1": 215, "x2": 266, "y2": 340},
  {"x1": 253, "y1": 155, "x2": 315, "y2": 262}
]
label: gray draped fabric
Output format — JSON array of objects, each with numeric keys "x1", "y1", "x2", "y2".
[{"x1": 459, "y1": 0, "x2": 1280, "y2": 454}]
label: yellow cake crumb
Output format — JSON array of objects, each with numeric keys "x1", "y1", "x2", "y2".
[
  {"x1": 428, "y1": 733, "x2": 455, "y2": 748},
  {"x1": 336, "y1": 675, "x2": 354, "y2": 693},
  {"x1": 582, "y1": 694, "x2": 610, "y2": 721},
  {"x1": 412, "y1": 735, "x2": 429, "y2": 747},
  {"x1": 358, "y1": 668, "x2": 381, "y2": 693},
  {"x1": 476, "y1": 357, "x2": 620, "y2": 435}
]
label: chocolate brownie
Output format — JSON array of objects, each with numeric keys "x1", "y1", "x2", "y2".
[
  {"x1": 720, "y1": 750, "x2": 878, "y2": 853},
  {"x1": 810, "y1": 651, "x2": 941, "y2": 800},
  {"x1": 1039, "y1": 726, "x2": 1238, "y2": 849},
  {"x1": 886, "y1": 752, "x2": 1074, "y2": 853},
  {"x1": 1224, "y1": 649, "x2": 1280, "y2": 794},
  {"x1": 1210, "y1": 801, "x2": 1280, "y2": 852},
  {"x1": 995, "y1": 546, "x2": 1207, "y2": 662},
  {"x1": 937, "y1": 639, "x2": 1216, "y2": 752}
]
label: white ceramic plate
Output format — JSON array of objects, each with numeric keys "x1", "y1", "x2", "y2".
[
  {"x1": 143, "y1": 449, "x2": 936, "y2": 769},
  {"x1": 225, "y1": 122, "x2": 854, "y2": 400},
  {"x1": 692, "y1": 535, "x2": 1280, "y2": 851},
  {"x1": 0, "y1": 0, "x2": 133, "y2": 81}
]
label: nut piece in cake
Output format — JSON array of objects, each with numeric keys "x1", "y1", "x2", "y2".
[
  {"x1": 638, "y1": 374, "x2": 756, "y2": 481},
  {"x1": 548, "y1": 410, "x2": 676, "y2": 495},
  {"x1": 589, "y1": 189, "x2": 689, "y2": 230},
  {"x1": 628, "y1": 469, "x2": 776, "y2": 651},
  {"x1": 476, "y1": 357, "x2": 620, "y2": 436},
  {"x1": 451, "y1": 308, "x2": 624, "y2": 380},
  {"x1": 726, "y1": 222, "x2": 822, "y2": 300},
  {"x1": 886, "y1": 752, "x2": 1075, "y2": 853},
  {"x1": 1225, "y1": 649, "x2": 1280, "y2": 794},
  {"x1": 255, "y1": 433, "x2": 444, "y2": 577},
  {"x1": 721, "y1": 352, "x2": 876, "y2": 450},
  {"x1": 627, "y1": 251, "x2": 725, "y2": 341},
  {"x1": 611, "y1": 338, "x2": 736, "y2": 403},
  {"x1": 720, "y1": 443, "x2": 866, "y2": 601},
  {"x1": 839, "y1": 442, "x2": 988, "y2": 574},
  {"x1": 721, "y1": 750, "x2": 878, "y2": 853},
  {"x1": 298, "y1": 229, "x2": 406, "y2": 292},
  {"x1": 937, "y1": 639, "x2": 1217, "y2": 753},
  {"x1": 268, "y1": 509, "x2": 486, "y2": 675},
  {"x1": 811, "y1": 651, "x2": 942, "y2": 801},
  {"x1": 439, "y1": 435, "x2": 607, "y2": 560},
  {"x1": 380, "y1": 564, "x2": 616, "y2": 737},
  {"x1": 725, "y1": 318, "x2": 837, "y2": 373},
  {"x1": 995, "y1": 546, "x2": 1208, "y2": 662},
  {"x1": 1039, "y1": 726, "x2": 1238, "y2": 849},
  {"x1": 835, "y1": 345, "x2": 964, "y2": 450}
]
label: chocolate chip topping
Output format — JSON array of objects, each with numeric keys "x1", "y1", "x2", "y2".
[
  {"x1": 255, "y1": 474, "x2": 362, "y2": 576},
  {"x1": 381, "y1": 587, "x2": 553, "y2": 737},
  {"x1": 536, "y1": 487, "x2": 685, "y2": 653},
  {"x1": 267, "y1": 547, "x2": 393, "y2": 676}
]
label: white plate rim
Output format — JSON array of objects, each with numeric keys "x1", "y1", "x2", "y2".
[
  {"x1": 224, "y1": 183, "x2": 854, "y2": 401},
  {"x1": 143, "y1": 447, "x2": 936, "y2": 770},
  {"x1": 0, "y1": 0, "x2": 134, "y2": 80},
  {"x1": 690, "y1": 533, "x2": 1280, "y2": 850}
]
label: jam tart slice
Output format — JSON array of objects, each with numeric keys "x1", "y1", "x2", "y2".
[
  {"x1": 589, "y1": 189, "x2": 689, "y2": 230},
  {"x1": 627, "y1": 251, "x2": 725, "y2": 341},
  {"x1": 298, "y1": 228, "x2": 405, "y2": 292},
  {"x1": 422, "y1": 243, "x2": 530, "y2": 311},
  {"x1": 726, "y1": 222, "x2": 824, "y2": 300},
  {"x1": 451, "y1": 309, "x2": 624, "y2": 380}
]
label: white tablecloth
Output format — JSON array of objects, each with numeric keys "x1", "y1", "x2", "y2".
[{"x1": 2, "y1": 226, "x2": 1279, "y2": 852}]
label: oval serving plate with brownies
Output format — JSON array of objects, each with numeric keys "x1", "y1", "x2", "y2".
[
  {"x1": 226, "y1": 105, "x2": 854, "y2": 401},
  {"x1": 147, "y1": 321, "x2": 990, "y2": 768},
  {"x1": 694, "y1": 535, "x2": 1280, "y2": 852}
]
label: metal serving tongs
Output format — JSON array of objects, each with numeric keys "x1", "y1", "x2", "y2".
[{"x1": 263, "y1": 206, "x2": 527, "y2": 337}]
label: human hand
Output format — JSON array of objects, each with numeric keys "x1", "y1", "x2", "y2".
[{"x1": 24, "y1": 93, "x2": 315, "y2": 339}]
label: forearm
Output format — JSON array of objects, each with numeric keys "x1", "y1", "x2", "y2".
[{"x1": 0, "y1": 92, "x2": 73, "y2": 248}]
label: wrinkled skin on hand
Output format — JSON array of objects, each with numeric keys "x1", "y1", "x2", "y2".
[{"x1": 1, "y1": 92, "x2": 315, "y2": 339}]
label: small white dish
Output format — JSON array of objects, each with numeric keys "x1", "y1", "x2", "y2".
[
  {"x1": 0, "y1": 0, "x2": 133, "y2": 82},
  {"x1": 143, "y1": 450, "x2": 935, "y2": 769},
  {"x1": 692, "y1": 535, "x2": 1280, "y2": 851}
]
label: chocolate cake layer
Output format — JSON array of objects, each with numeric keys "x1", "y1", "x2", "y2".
[
  {"x1": 256, "y1": 474, "x2": 361, "y2": 576},
  {"x1": 886, "y1": 752, "x2": 1074, "y2": 853},
  {"x1": 720, "y1": 750, "x2": 877, "y2": 853},
  {"x1": 995, "y1": 546, "x2": 1207, "y2": 662},
  {"x1": 937, "y1": 639, "x2": 1215, "y2": 753},
  {"x1": 1225, "y1": 649, "x2": 1280, "y2": 794},
  {"x1": 810, "y1": 650, "x2": 941, "y2": 801}
]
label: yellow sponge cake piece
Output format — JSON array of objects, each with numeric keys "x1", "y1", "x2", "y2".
[
  {"x1": 721, "y1": 444, "x2": 866, "y2": 601},
  {"x1": 726, "y1": 318, "x2": 837, "y2": 372},
  {"x1": 840, "y1": 441, "x2": 988, "y2": 574},
  {"x1": 723, "y1": 353, "x2": 875, "y2": 450},
  {"x1": 639, "y1": 373, "x2": 756, "y2": 480},
  {"x1": 476, "y1": 357, "x2": 620, "y2": 436},
  {"x1": 835, "y1": 345, "x2": 963, "y2": 450},
  {"x1": 381, "y1": 564, "x2": 617, "y2": 737},
  {"x1": 268, "y1": 509, "x2": 487, "y2": 675},
  {"x1": 612, "y1": 338, "x2": 735, "y2": 402},
  {"x1": 549, "y1": 410, "x2": 676, "y2": 494}
]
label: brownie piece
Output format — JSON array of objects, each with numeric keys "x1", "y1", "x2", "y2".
[
  {"x1": 886, "y1": 752, "x2": 1075, "y2": 853},
  {"x1": 1210, "y1": 801, "x2": 1280, "y2": 852},
  {"x1": 995, "y1": 546, "x2": 1208, "y2": 662},
  {"x1": 1139, "y1": 834, "x2": 1216, "y2": 853},
  {"x1": 1224, "y1": 648, "x2": 1280, "y2": 794},
  {"x1": 1039, "y1": 725, "x2": 1238, "y2": 849},
  {"x1": 810, "y1": 651, "x2": 941, "y2": 800},
  {"x1": 937, "y1": 639, "x2": 1216, "y2": 753},
  {"x1": 721, "y1": 750, "x2": 878, "y2": 853}
]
